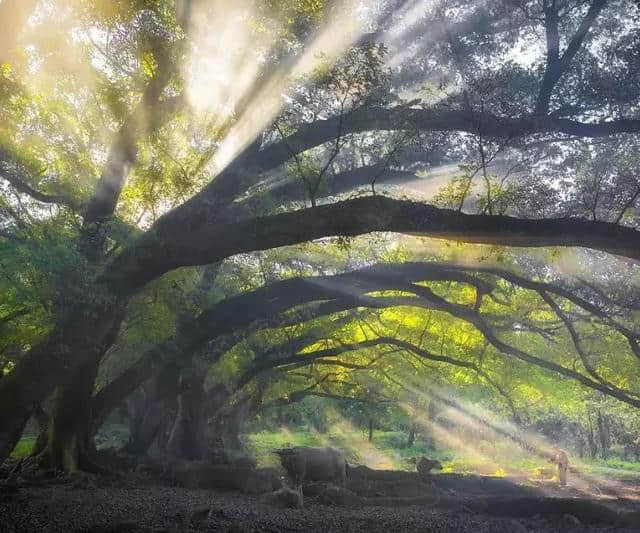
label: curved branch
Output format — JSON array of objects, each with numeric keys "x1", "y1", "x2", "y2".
[
  {"x1": 169, "y1": 105, "x2": 640, "y2": 218},
  {"x1": 107, "y1": 196, "x2": 640, "y2": 294},
  {"x1": 450, "y1": 263, "x2": 640, "y2": 359},
  {"x1": 538, "y1": 291, "x2": 633, "y2": 396},
  {"x1": 91, "y1": 262, "x2": 492, "y2": 424}
]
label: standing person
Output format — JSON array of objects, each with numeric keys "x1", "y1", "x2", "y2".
[{"x1": 551, "y1": 444, "x2": 569, "y2": 487}]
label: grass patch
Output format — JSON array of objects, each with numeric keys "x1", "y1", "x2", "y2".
[
  {"x1": 245, "y1": 428, "x2": 448, "y2": 470},
  {"x1": 244, "y1": 428, "x2": 326, "y2": 467},
  {"x1": 11, "y1": 435, "x2": 35, "y2": 458},
  {"x1": 244, "y1": 429, "x2": 640, "y2": 482}
]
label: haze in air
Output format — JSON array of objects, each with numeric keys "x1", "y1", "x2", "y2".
[{"x1": 1, "y1": 1, "x2": 640, "y2": 531}]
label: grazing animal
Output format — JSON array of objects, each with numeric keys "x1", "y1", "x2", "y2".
[
  {"x1": 416, "y1": 456, "x2": 442, "y2": 477},
  {"x1": 275, "y1": 446, "x2": 346, "y2": 486}
]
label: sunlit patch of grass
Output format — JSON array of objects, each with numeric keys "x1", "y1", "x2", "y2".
[
  {"x1": 581, "y1": 462, "x2": 640, "y2": 481},
  {"x1": 11, "y1": 436, "x2": 35, "y2": 458},
  {"x1": 245, "y1": 428, "x2": 324, "y2": 467},
  {"x1": 591, "y1": 458, "x2": 640, "y2": 472},
  {"x1": 244, "y1": 428, "x2": 640, "y2": 485},
  {"x1": 246, "y1": 427, "x2": 432, "y2": 470}
]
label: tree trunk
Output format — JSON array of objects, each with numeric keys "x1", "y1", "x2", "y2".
[
  {"x1": 124, "y1": 386, "x2": 169, "y2": 455},
  {"x1": 166, "y1": 368, "x2": 206, "y2": 460},
  {"x1": 30, "y1": 403, "x2": 51, "y2": 458},
  {"x1": 576, "y1": 430, "x2": 585, "y2": 459},
  {"x1": 36, "y1": 358, "x2": 101, "y2": 473},
  {"x1": 221, "y1": 411, "x2": 243, "y2": 452},
  {"x1": 597, "y1": 410, "x2": 608, "y2": 459},
  {"x1": 219, "y1": 386, "x2": 263, "y2": 453},
  {"x1": 0, "y1": 303, "x2": 125, "y2": 463},
  {"x1": 368, "y1": 418, "x2": 373, "y2": 442},
  {"x1": 587, "y1": 411, "x2": 597, "y2": 458},
  {"x1": 407, "y1": 420, "x2": 416, "y2": 448}
]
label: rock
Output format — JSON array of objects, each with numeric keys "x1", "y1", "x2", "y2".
[
  {"x1": 275, "y1": 446, "x2": 346, "y2": 486},
  {"x1": 416, "y1": 456, "x2": 442, "y2": 477},
  {"x1": 260, "y1": 486, "x2": 304, "y2": 508},
  {"x1": 302, "y1": 481, "x2": 331, "y2": 496},
  {"x1": 560, "y1": 513, "x2": 581, "y2": 527},
  {"x1": 188, "y1": 506, "x2": 211, "y2": 527},
  {"x1": 318, "y1": 484, "x2": 363, "y2": 507}
]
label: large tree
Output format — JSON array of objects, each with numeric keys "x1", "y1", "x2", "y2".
[{"x1": 1, "y1": 0, "x2": 640, "y2": 469}]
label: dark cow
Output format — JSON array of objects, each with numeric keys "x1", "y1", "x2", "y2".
[{"x1": 275, "y1": 446, "x2": 346, "y2": 486}]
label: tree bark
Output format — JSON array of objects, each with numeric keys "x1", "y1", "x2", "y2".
[
  {"x1": 368, "y1": 418, "x2": 374, "y2": 443},
  {"x1": 166, "y1": 368, "x2": 206, "y2": 460},
  {"x1": 0, "y1": 302, "x2": 125, "y2": 462},
  {"x1": 123, "y1": 385, "x2": 169, "y2": 456},
  {"x1": 597, "y1": 410, "x2": 609, "y2": 459},
  {"x1": 407, "y1": 420, "x2": 416, "y2": 448},
  {"x1": 30, "y1": 403, "x2": 51, "y2": 459},
  {"x1": 37, "y1": 358, "x2": 101, "y2": 473},
  {"x1": 587, "y1": 410, "x2": 597, "y2": 458}
]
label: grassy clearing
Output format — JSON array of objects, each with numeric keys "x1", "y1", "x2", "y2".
[
  {"x1": 244, "y1": 428, "x2": 640, "y2": 482},
  {"x1": 246, "y1": 427, "x2": 464, "y2": 471}
]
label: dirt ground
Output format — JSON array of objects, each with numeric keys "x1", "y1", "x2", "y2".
[{"x1": 1, "y1": 468, "x2": 639, "y2": 532}]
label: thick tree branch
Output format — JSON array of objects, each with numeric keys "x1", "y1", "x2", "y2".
[
  {"x1": 177, "y1": 105, "x2": 640, "y2": 221},
  {"x1": 107, "y1": 196, "x2": 640, "y2": 294},
  {"x1": 536, "y1": 0, "x2": 608, "y2": 114},
  {"x1": 91, "y1": 263, "x2": 492, "y2": 425}
]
